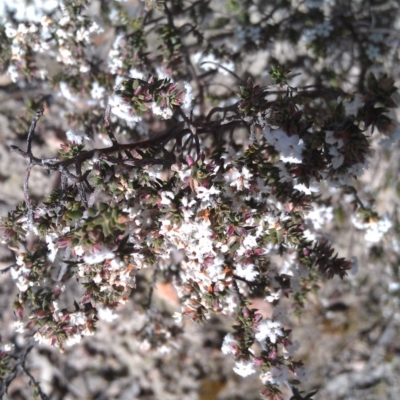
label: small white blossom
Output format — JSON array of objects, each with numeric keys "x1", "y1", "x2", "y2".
[
  {"x1": 255, "y1": 319, "x2": 284, "y2": 343},
  {"x1": 5, "y1": 22, "x2": 17, "y2": 38},
  {"x1": 46, "y1": 233, "x2": 58, "y2": 262},
  {"x1": 70, "y1": 312, "x2": 87, "y2": 326},
  {"x1": 152, "y1": 103, "x2": 173, "y2": 119},
  {"x1": 34, "y1": 331, "x2": 53, "y2": 346},
  {"x1": 366, "y1": 44, "x2": 380, "y2": 60},
  {"x1": 235, "y1": 263, "x2": 259, "y2": 281},
  {"x1": 108, "y1": 94, "x2": 142, "y2": 123},
  {"x1": 182, "y1": 81, "x2": 194, "y2": 111},
  {"x1": 83, "y1": 247, "x2": 115, "y2": 265},
  {"x1": 65, "y1": 333, "x2": 82, "y2": 347},
  {"x1": 90, "y1": 82, "x2": 106, "y2": 100},
  {"x1": 221, "y1": 333, "x2": 239, "y2": 355},
  {"x1": 14, "y1": 320, "x2": 25, "y2": 333},
  {"x1": 192, "y1": 52, "x2": 235, "y2": 75},
  {"x1": 260, "y1": 366, "x2": 290, "y2": 385},
  {"x1": 264, "y1": 127, "x2": 304, "y2": 164},
  {"x1": 3, "y1": 343, "x2": 15, "y2": 352},
  {"x1": 233, "y1": 360, "x2": 256, "y2": 377},
  {"x1": 66, "y1": 129, "x2": 87, "y2": 145},
  {"x1": 293, "y1": 366, "x2": 310, "y2": 382},
  {"x1": 196, "y1": 186, "x2": 220, "y2": 202},
  {"x1": 98, "y1": 307, "x2": 119, "y2": 322}
]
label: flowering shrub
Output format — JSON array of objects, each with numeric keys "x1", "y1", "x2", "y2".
[{"x1": 0, "y1": 0, "x2": 399, "y2": 399}]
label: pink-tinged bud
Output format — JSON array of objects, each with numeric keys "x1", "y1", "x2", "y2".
[
  {"x1": 244, "y1": 212, "x2": 253, "y2": 221},
  {"x1": 303, "y1": 247, "x2": 310, "y2": 256},
  {"x1": 57, "y1": 237, "x2": 71, "y2": 248},
  {"x1": 227, "y1": 224, "x2": 235, "y2": 236},
  {"x1": 91, "y1": 243, "x2": 102, "y2": 253},
  {"x1": 186, "y1": 155, "x2": 195, "y2": 166},
  {"x1": 15, "y1": 307, "x2": 24, "y2": 320},
  {"x1": 253, "y1": 356, "x2": 264, "y2": 367},
  {"x1": 254, "y1": 248, "x2": 264, "y2": 256},
  {"x1": 88, "y1": 231, "x2": 100, "y2": 243},
  {"x1": 32, "y1": 310, "x2": 48, "y2": 319},
  {"x1": 51, "y1": 336, "x2": 58, "y2": 346},
  {"x1": 168, "y1": 83, "x2": 177, "y2": 93},
  {"x1": 235, "y1": 226, "x2": 247, "y2": 236},
  {"x1": 60, "y1": 144, "x2": 69, "y2": 151},
  {"x1": 268, "y1": 350, "x2": 278, "y2": 359},
  {"x1": 60, "y1": 314, "x2": 70, "y2": 323},
  {"x1": 199, "y1": 151, "x2": 205, "y2": 162},
  {"x1": 242, "y1": 307, "x2": 251, "y2": 319},
  {"x1": 203, "y1": 256, "x2": 214, "y2": 266},
  {"x1": 254, "y1": 313, "x2": 263, "y2": 322},
  {"x1": 134, "y1": 85, "x2": 143, "y2": 96},
  {"x1": 4, "y1": 228, "x2": 15, "y2": 240},
  {"x1": 247, "y1": 77, "x2": 253, "y2": 89},
  {"x1": 282, "y1": 338, "x2": 292, "y2": 347}
]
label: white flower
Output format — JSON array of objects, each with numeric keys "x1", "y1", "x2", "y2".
[
  {"x1": 160, "y1": 191, "x2": 175, "y2": 205},
  {"x1": 265, "y1": 289, "x2": 281, "y2": 302},
  {"x1": 70, "y1": 311, "x2": 87, "y2": 326},
  {"x1": 34, "y1": 331, "x2": 53, "y2": 346},
  {"x1": 221, "y1": 333, "x2": 239, "y2": 355},
  {"x1": 329, "y1": 146, "x2": 344, "y2": 169},
  {"x1": 14, "y1": 320, "x2": 25, "y2": 333},
  {"x1": 325, "y1": 130, "x2": 344, "y2": 148},
  {"x1": 351, "y1": 214, "x2": 392, "y2": 243},
  {"x1": 66, "y1": 129, "x2": 88, "y2": 145},
  {"x1": 182, "y1": 81, "x2": 194, "y2": 110},
  {"x1": 65, "y1": 333, "x2": 82, "y2": 347},
  {"x1": 7, "y1": 64, "x2": 20, "y2": 83},
  {"x1": 108, "y1": 94, "x2": 142, "y2": 123},
  {"x1": 3, "y1": 343, "x2": 15, "y2": 352},
  {"x1": 264, "y1": 127, "x2": 304, "y2": 164},
  {"x1": 152, "y1": 103, "x2": 173, "y2": 119},
  {"x1": 306, "y1": 205, "x2": 333, "y2": 230},
  {"x1": 10, "y1": 266, "x2": 30, "y2": 292},
  {"x1": 255, "y1": 319, "x2": 284, "y2": 343},
  {"x1": 58, "y1": 46, "x2": 76, "y2": 65},
  {"x1": 172, "y1": 312, "x2": 183, "y2": 324},
  {"x1": 196, "y1": 186, "x2": 220, "y2": 202},
  {"x1": 293, "y1": 366, "x2": 310, "y2": 382},
  {"x1": 129, "y1": 68, "x2": 144, "y2": 79},
  {"x1": 5, "y1": 22, "x2": 17, "y2": 38},
  {"x1": 282, "y1": 340, "x2": 300, "y2": 359},
  {"x1": 98, "y1": 307, "x2": 119, "y2": 322},
  {"x1": 366, "y1": 44, "x2": 380, "y2": 60},
  {"x1": 339, "y1": 94, "x2": 363, "y2": 116},
  {"x1": 235, "y1": 263, "x2": 259, "y2": 281},
  {"x1": 76, "y1": 26, "x2": 90, "y2": 43},
  {"x1": 294, "y1": 183, "x2": 319, "y2": 195},
  {"x1": 260, "y1": 366, "x2": 290, "y2": 385},
  {"x1": 59, "y1": 81, "x2": 79, "y2": 102},
  {"x1": 233, "y1": 360, "x2": 256, "y2": 377},
  {"x1": 225, "y1": 166, "x2": 253, "y2": 191},
  {"x1": 91, "y1": 82, "x2": 106, "y2": 100},
  {"x1": 83, "y1": 247, "x2": 115, "y2": 265},
  {"x1": 192, "y1": 52, "x2": 235, "y2": 75},
  {"x1": 46, "y1": 233, "x2": 58, "y2": 262}
]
